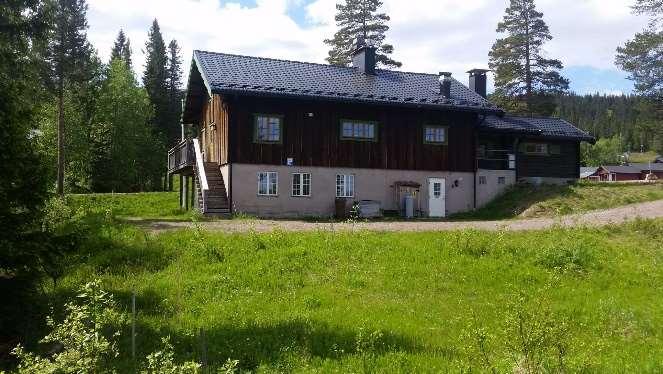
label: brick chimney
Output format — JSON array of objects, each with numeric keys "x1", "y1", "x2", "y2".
[
  {"x1": 467, "y1": 69, "x2": 490, "y2": 98},
  {"x1": 352, "y1": 36, "x2": 376, "y2": 75}
]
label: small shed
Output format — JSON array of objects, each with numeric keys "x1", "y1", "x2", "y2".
[
  {"x1": 596, "y1": 165, "x2": 642, "y2": 181},
  {"x1": 580, "y1": 167, "x2": 599, "y2": 180}
]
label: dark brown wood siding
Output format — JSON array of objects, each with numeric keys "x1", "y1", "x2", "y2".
[
  {"x1": 226, "y1": 96, "x2": 477, "y2": 172},
  {"x1": 517, "y1": 139, "x2": 580, "y2": 178},
  {"x1": 199, "y1": 94, "x2": 229, "y2": 165}
]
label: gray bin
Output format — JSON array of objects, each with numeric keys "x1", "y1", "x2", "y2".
[{"x1": 403, "y1": 194, "x2": 414, "y2": 219}]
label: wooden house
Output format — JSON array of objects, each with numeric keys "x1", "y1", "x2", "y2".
[{"x1": 168, "y1": 39, "x2": 594, "y2": 217}]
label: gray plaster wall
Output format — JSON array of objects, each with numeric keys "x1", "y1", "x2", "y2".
[
  {"x1": 475, "y1": 169, "x2": 516, "y2": 208},
  {"x1": 229, "y1": 163, "x2": 475, "y2": 217}
]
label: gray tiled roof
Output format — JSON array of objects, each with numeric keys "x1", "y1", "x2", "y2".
[
  {"x1": 629, "y1": 163, "x2": 663, "y2": 171},
  {"x1": 601, "y1": 165, "x2": 642, "y2": 173},
  {"x1": 193, "y1": 50, "x2": 500, "y2": 112},
  {"x1": 481, "y1": 115, "x2": 595, "y2": 142}
]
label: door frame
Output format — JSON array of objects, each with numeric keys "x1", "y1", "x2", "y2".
[{"x1": 427, "y1": 177, "x2": 446, "y2": 218}]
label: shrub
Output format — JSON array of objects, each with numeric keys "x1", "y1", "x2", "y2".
[
  {"x1": 12, "y1": 280, "x2": 126, "y2": 373},
  {"x1": 142, "y1": 337, "x2": 201, "y2": 374},
  {"x1": 535, "y1": 240, "x2": 596, "y2": 273}
]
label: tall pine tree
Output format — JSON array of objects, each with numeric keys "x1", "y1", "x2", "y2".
[
  {"x1": 110, "y1": 29, "x2": 132, "y2": 69},
  {"x1": 324, "y1": 0, "x2": 401, "y2": 68},
  {"x1": 44, "y1": 0, "x2": 92, "y2": 195},
  {"x1": 166, "y1": 39, "x2": 183, "y2": 144},
  {"x1": 489, "y1": 0, "x2": 569, "y2": 115},
  {"x1": 616, "y1": 0, "x2": 662, "y2": 153},
  {"x1": 142, "y1": 19, "x2": 169, "y2": 146}
]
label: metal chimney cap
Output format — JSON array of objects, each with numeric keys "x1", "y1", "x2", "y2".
[{"x1": 467, "y1": 68, "x2": 490, "y2": 75}]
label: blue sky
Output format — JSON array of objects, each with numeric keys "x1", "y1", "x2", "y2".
[{"x1": 87, "y1": 0, "x2": 650, "y2": 95}]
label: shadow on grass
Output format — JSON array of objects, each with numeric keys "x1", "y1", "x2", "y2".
[{"x1": 116, "y1": 318, "x2": 429, "y2": 372}]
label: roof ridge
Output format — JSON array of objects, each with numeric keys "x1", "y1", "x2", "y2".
[{"x1": 193, "y1": 49, "x2": 447, "y2": 79}]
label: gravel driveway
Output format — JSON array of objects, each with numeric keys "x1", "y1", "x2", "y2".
[{"x1": 130, "y1": 199, "x2": 663, "y2": 234}]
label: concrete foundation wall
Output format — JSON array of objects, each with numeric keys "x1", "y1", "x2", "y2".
[
  {"x1": 519, "y1": 176, "x2": 576, "y2": 185},
  {"x1": 230, "y1": 163, "x2": 475, "y2": 217},
  {"x1": 475, "y1": 169, "x2": 516, "y2": 208}
]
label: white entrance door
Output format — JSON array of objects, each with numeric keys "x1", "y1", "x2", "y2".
[{"x1": 428, "y1": 178, "x2": 446, "y2": 218}]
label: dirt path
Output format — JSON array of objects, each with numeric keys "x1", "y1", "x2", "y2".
[{"x1": 128, "y1": 199, "x2": 663, "y2": 234}]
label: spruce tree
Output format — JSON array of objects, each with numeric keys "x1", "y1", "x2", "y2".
[
  {"x1": 489, "y1": 0, "x2": 569, "y2": 115},
  {"x1": 110, "y1": 29, "x2": 132, "y2": 69},
  {"x1": 44, "y1": 0, "x2": 92, "y2": 195},
  {"x1": 166, "y1": 39, "x2": 183, "y2": 144},
  {"x1": 324, "y1": 0, "x2": 401, "y2": 68},
  {"x1": 1, "y1": 0, "x2": 51, "y2": 342},
  {"x1": 142, "y1": 19, "x2": 169, "y2": 143}
]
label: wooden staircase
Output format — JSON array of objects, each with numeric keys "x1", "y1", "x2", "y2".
[{"x1": 196, "y1": 162, "x2": 230, "y2": 216}]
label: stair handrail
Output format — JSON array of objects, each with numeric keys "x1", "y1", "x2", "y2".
[{"x1": 192, "y1": 138, "x2": 208, "y2": 212}]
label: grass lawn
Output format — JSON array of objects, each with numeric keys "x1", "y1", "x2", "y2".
[
  {"x1": 66, "y1": 191, "x2": 192, "y2": 220},
  {"x1": 44, "y1": 211, "x2": 663, "y2": 372},
  {"x1": 455, "y1": 181, "x2": 663, "y2": 220},
  {"x1": 628, "y1": 151, "x2": 659, "y2": 163}
]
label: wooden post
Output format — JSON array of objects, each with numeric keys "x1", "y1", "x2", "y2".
[
  {"x1": 190, "y1": 175, "x2": 196, "y2": 210},
  {"x1": 199, "y1": 328, "x2": 208, "y2": 371},
  {"x1": 179, "y1": 175, "x2": 184, "y2": 208},
  {"x1": 184, "y1": 176, "x2": 190, "y2": 210},
  {"x1": 131, "y1": 292, "x2": 136, "y2": 360}
]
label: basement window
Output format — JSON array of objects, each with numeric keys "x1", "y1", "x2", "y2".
[
  {"x1": 479, "y1": 176, "x2": 487, "y2": 185},
  {"x1": 423, "y1": 125, "x2": 448, "y2": 145},
  {"x1": 258, "y1": 172, "x2": 278, "y2": 196},
  {"x1": 336, "y1": 174, "x2": 355, "y2": 198},
  {"x1": 340, "y1": 120, "x2": 377, "y2": 141},
  {"x1": 292, "y1": 173, "x2": 311, "y2": 197},
  {"x1": 498, "y1": 176, "x2": 506, "y2": 185},
  {"x1": 254, "y1": 114, "x2": 283, "y2": 143}
]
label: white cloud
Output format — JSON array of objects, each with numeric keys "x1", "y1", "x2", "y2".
[{"x1": 86, "y1": 0, "x2": 649, "y2": 93}]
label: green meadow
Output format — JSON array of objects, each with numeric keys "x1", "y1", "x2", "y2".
[{"x1": 37, "y1": 197, "x2": 663, "y2": 372}]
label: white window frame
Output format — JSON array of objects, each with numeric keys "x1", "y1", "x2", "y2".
[
  {"x1": 258, "y1": 172, "x2": 278, "y2": 196},
  {"x1": 340, "y1": 120, "x2": 377, "y2": 141},
  {"x1": 336, "y1": 174, "x2": 355, "y2": 198},
  {"x1": 498, "y1": 176, "x2": 506, "y2": 185},
  {"x1": 423, "y1": 125, "x2": 448, "y2": 145},
  {"x1": 254, "y1": 114, "x2": 283, "y2": 143},
  {"x1": 478, "y1": 175, "x2": 487, "y2": 185},
  {"x1": 291, "y1": 173, "x2": 311, "y2": 197}
]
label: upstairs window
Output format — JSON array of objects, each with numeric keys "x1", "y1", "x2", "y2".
[
  {"x1": 520, "y1": 142, "x2": 549, "y2": 155},
  {"x1": 340, "y1": 120, "x2": 377, "y2": 141},
  {"x1": 292, "y1": 173, "x2": 311, "y2": 197},
  {"x1": 254, "y1": 114, "x2": 282, "y2": 143},
  {"x1": 336, "y1": 174, "x2": 355, "y2": 197},
  {"x1": 258, "y1": 172, "x2": 278, "y2": 196},
  {"x1": 424, "y1": 125, "x2": 448, "y2": 145}
]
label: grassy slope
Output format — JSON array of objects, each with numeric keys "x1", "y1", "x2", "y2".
[
  {"x1": 67, "y1": 192, "x2": 191, "y2": 220},
  {"x1": 455, "y1": 182, "x2": 663, "y2": 220},
  {"x1": 51, "y1": 215, "x2": 663, "y2": 372},
  {"x1": 629, "y1": 151, "x2": 659, "y2": 163}
]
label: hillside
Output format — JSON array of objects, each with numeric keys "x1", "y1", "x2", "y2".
[
  {"x1": 455, "y1": 182, "x2": 663, "y2": 220},
  {"x1": 25, "y1": 199, "x2": 663, "y2": 372}
]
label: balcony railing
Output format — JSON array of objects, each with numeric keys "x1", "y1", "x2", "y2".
[{"x1": 167, "y1": 139, "x2": 194, "y2": 173}]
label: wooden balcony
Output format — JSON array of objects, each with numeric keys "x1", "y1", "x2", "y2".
[{"x1": 167, "y1": 139, "x2": 195, "y2": 174}]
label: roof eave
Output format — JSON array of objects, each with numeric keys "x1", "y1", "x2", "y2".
[{"x1": 210, "y1": 87, "x2": 504, "y2": 114}]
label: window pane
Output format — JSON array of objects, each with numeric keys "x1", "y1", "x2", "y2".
[
  {"x1": 303, "y1": 174, "x2": 310, "y2": 196},
  {"x1": 258, "y1": 173, "x2": 267, "y2": 195},
  {"x1": 342, "y1": 122, "x2": 353, "y2": 137},
  {"x1": 292, "y1": 174, "x2": 301, "y2": 196},
  {"x1": 269, "y1": 172, "x2": 277, "y2": 195}
]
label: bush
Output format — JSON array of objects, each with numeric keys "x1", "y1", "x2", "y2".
[
  {"x1": 12, "y1": 280, "x2": 126, "y2": 373},
  {"x1": 535, "y1": 241, "x2": 597, "y2": 273}
]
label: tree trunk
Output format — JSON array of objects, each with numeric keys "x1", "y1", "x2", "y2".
[
  {"x1": 56, "y1": 78, "x2": 65, "y2": 196},
  {"x1": 524, "y1": 14, "x2": 532, "y2": 115}
]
